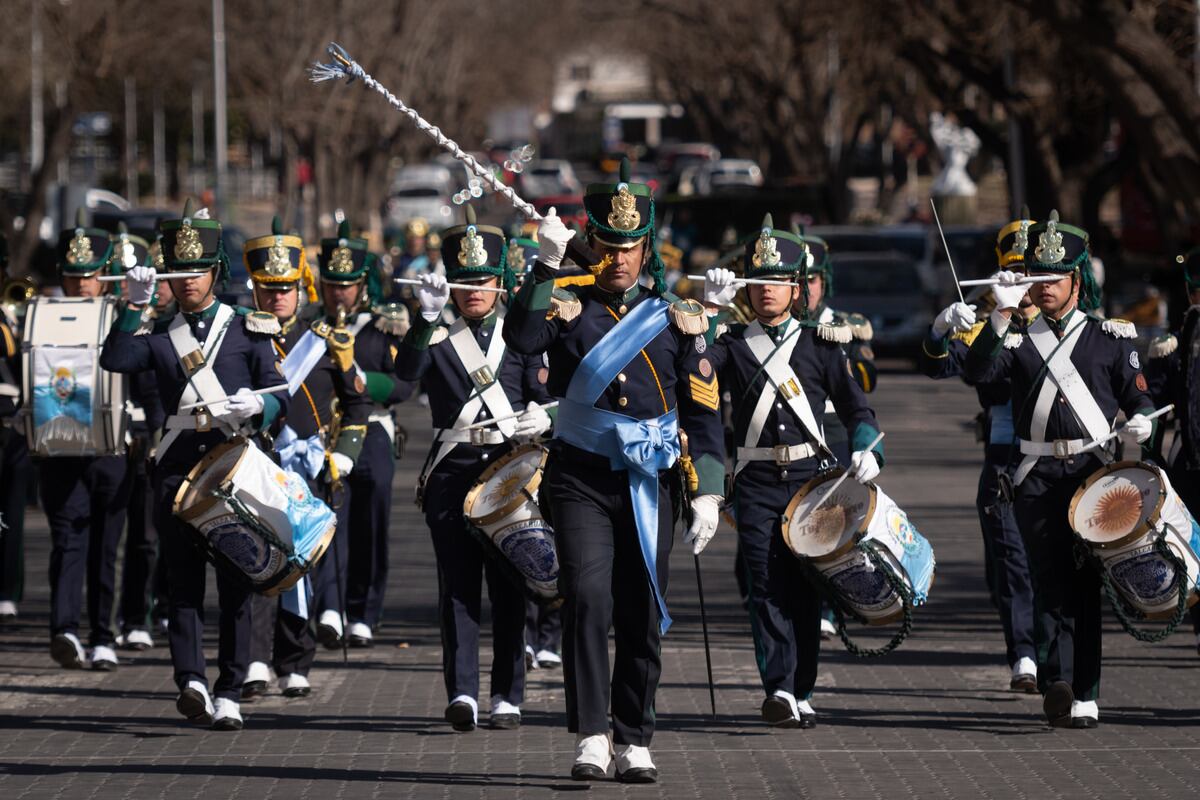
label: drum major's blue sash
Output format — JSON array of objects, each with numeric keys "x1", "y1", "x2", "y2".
[{"x1": 554, "y1": 295, "x2": 678, "y2": 634}]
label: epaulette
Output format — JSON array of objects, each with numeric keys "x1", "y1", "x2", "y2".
[
  {"x1": 844, "y1": 312, "x2": 873, "y2": 341},
  {"x1": 372, "y1": 302, "x2": 410, "y2": 337},
  {"x1": 429, "y1": 326, "x2": 449, "y2": 346},
  {"x1": 951, "y1": 320, "x2": 986, "y2": 347},
  {"x1": 668, "y1": 298, "x2": 708, "y2": 335},
  {"x1": 817, "y1": 320, "x2": 853, "y2": 344},
  {"x1": 1148, "y1": 333, "x2": 1178, "y2": 359},
  {"x1": 548, "y1": 287, "x2": 582, "y2": 323},
  {"x1": 1101, "y1": 318, "x2": 1137, "y2": 339},
  {"x1": 243, "y1": 310, "x2": 281, "y2": 335},
  {"x1": 1004, "y1": 332, "x2": 1024, "y2": 349}
]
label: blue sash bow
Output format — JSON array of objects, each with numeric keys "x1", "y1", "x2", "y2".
[
  {"x1": 275, "y1": 425, "x2": 326, "y2": 479},
  {"x1": 554, "y1": 295, "x2": 678, "y2": 633}
]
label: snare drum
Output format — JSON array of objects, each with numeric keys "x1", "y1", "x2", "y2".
[
  {"x1": 1069, "y1": 461, "x2": 1200, "y2": 620},
  {"x1": 783, "y1": 471, "x2": 935, "y2": 625},
  {"x1": 463, "y1": 443, "x2": 560, "y2": 603},
  {"x1": 173, "y1": 437, "x2": 337, "y2": 596},
  {"x1": 22, "y1": 296, "x2": 127, "y2": 456}
]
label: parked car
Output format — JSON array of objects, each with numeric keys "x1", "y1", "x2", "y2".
[
  {"x1": 531, "y1": 195, "x2": 587, "y2": 232},
  {"x1": 519, "y1": 159, "x2": 582, "y2": 199},
  {"x1": 693, "y1": 159, "x2": 763, "y2": 195},
  {"x1": 383, "y1": 164, "x2": 458, "y2": 230},
  {"x1": 825, "y1": 250, "x2": 940, "y2": 356}
]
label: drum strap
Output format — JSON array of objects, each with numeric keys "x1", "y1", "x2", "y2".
[
  {"x1": 421, "y1": 312, "x2": 513, "y2": 480},
  {"x1": 1015, "y1": 313, "x2": 1111, "y2": 485},
  {"x1": 739, "y1": 320, "x2": 827, "y2": 476},
  {"x1": 159, "y1": 304, "x2": 236, "y2": 460}
]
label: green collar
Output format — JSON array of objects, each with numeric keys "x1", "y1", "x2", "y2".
[
  {"x1": 1044, "y1": 306, "x2": 1076, "y2": 333},
  {"x1": 759, "y1": 316, "x2": 792, "y2": 339},
  {"x1": 465, "y1": 310, "x2": 498, "y2": 330},
  {"x1": 181, "y1": 300, "x2": 219, "y2": 324},
  {"x1": 591, "y1": 282, "x2": 641, "y2": 309}
]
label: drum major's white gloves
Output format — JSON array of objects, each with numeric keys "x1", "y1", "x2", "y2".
[
  {"x1": 417, "y1": 273, "x2": 450, "y2": 322},
  {"x1": 223, "y1": 388, "x2": 264, "y2": 422},
  {"x1": 126, "y1": 266, "x2": 157, "y2": 306},
  {"x1": 849, "y1": 450, "x2": 880, "y2": 483},
  {"x1": 1124, "y1": 413, "x2": 1153, "y2": 444},
  {"x1": 512, "y1": 401, "x2": 552, "y2": 438},
  {"x1": 535, "y1": 207, "x2": 575, "y2": 269},
  {"x1": 684, "y1": 494, "x2": 721, "y2": 556},
  {"x1": 704, "y1": 268, "x2": 739, "y2": 307},
  {"x1": 931, "y1": 301, "x2": 976, "y2": 338},
  {"x1": 330, "y1": 452, "x2": 354, "y2": 477}
]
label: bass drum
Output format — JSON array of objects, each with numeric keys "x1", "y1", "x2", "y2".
[
  {"x1": 463, "y1": 443, "x2": 560, "y2": 605},
  {"x1": 22, "y1": 296, "x2": 127, "y2": 456}
]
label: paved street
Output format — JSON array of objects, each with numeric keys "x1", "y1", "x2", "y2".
[{"x1": 2, "y1": 370, "x2": 1199, "y2": 799}]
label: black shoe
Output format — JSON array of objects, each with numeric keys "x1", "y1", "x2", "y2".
[
  {"x1": 1010, "y1": 673, "x2": 1038, "y2": 694},
  {"x1": 761, "y1": 696, "x2": 800, "y2": 728},
  {"x1": 1072, "y1": 715, "x2": 1099, "y2": 729},
  {"x1": 1043, "y1": 681, "x2": 1074, "y2": 728},
  {"x1": 50, "y1": 634, "x2": 85, "y2": 669},
  {"x1": 489, "y1": 713, "x2": 521, "y2": 730},
  {"x1": 445, "y1": 701, "x2": 476, "y2": 732},
  {"x1": 241, "y1": 681, "x2": 268, "y2": 702},
  {"x1": 798, "y1": 712, "x2": 817, "y2": 730},
  {"x1": 316, "y1": 623, "x2": 342, "y2": 650},
  {"x1": 616, "y1": 767, "x2": 658, "y2": 784},
  {"x1": 571, "y1": 764, "x2": 607, "y2": 781},
  {"x1": 176, "y1": 687, "x2": 214, "y2": 725}
]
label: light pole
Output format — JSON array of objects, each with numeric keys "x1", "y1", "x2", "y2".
[{"x1": 212, "y1": 0, "x2": 228, "y2": 217}]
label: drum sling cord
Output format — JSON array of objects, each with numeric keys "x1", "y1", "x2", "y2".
[
  {"x1": 799, "y1": 543, "x2": 915, "y2": 658},
  {"x1": 1072, "y1": 526, "x2": 1191, "y2": 643},
  {"x1": 192, "y1": 488, "x2": 299, "y2": 595}
]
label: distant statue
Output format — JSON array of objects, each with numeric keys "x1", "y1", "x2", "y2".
[{"x1": 929, "y1": 112, "x2": 980, "y2": 198}]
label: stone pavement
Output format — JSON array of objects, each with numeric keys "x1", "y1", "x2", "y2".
[{"x1": 3, "y1": 372, "x2": 1200, "y2": 799}]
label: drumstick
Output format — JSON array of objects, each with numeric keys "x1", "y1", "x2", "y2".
[
  {"x1": 685, "y1": 274, "x2": 797, "y2": 287},
  {"x1": 393, "y1": 277, "x2": 507, "y2": 294},
  {"x1": 176, "y1": 384, "x2": 290, "y2": 412},
  {"x1": 806, "y1": 431, "x2": 886, "y2": 517},
  {"x1": 1079, "y1": 405, "x2": 1174, "y2": 453},
  {"x1": 930, "y1": 198, "x2": 965, "y2": 304},
  {"x1": 97, "y1": 271, "x2": 209, "y2": 282},
  {"x1": 462, "y1": 400, "x2": 559, "y2": 430},
  {"x1": 957, "y1": 275, "x2": 1063, "y2": 287}
]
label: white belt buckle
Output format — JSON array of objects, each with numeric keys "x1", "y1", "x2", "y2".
[
  {"x1": 773, "y1": 444, "x2": 792, "y2": 466},
  {"x1": 1052, "y1": 439, "x2": 1071, "y2": 459}
]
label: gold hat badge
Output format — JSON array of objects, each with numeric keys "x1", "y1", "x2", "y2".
[
  {"x1": 329, "y1": 238, "x2": 355, "y2": 273},
  {"x1": 607, "y1": 184, "x2": 641, "y2": 232},
  {"x1": 265, "y1": 236, "x2": 292, "y2": 276},
  {"x1": 1012, "y1": 219, "x2": 1031, "y2": 259},
  {"x1": 458, "y1": 226, "x2": 488, "y2": 267},
  {"x1": 175, "y1": 220, "x2": 203, "y2": 261},
  {"x1": 67, "y1": 229, "x2": 94, "y2": 265},
  {"x1": 1035, "y1": 211, "x2": 1065, "y2": 264},
  {"x1": 507, "y1": 240, "x2": 526, "y2": 270},
  {"x1": 752, "y1": 227, "x2": 782, "y2": 269}
]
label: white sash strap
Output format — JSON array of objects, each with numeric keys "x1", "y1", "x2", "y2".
[{"x1": 159, "y1": 305, "x2": 237, "y2": 460}]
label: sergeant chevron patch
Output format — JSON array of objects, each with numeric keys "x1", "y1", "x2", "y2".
[{"x1": 689, "y1": 373, "x2": 720, "y2": 410}]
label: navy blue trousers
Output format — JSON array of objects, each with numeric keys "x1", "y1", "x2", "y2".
[
  {"x1": 0, "y1": 430, "x2": 30, "y2": 603},
  {"x1": 345, "y1": 425, "x2": 395, "y2": 626},
  {"x1": 978, "y1": 446, "x2": 1037, "y2": 666}
]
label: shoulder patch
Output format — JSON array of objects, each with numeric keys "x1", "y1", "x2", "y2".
[
  {"x1": 373, "y1": 303, "x2": 411, "y2": 337},
  {"x1": 429, "y1": 326, "x2": 449, "y2": 346},
  {"x1": 1101, "y1": 318, "x2": 1137, "y2": 339},
  {"x1": 669, "y1": 298, "x2": 708, "y2": 335},
  {"x1": 1004, "y1": 332, "x2": 1024, "y2": 349},
  {"x1": 1148, "y1": 333, "x2": 1178, "y2": 360},
  {"x1": 817, "y1": 321, "x2": 853, "y2": 344},
  {"x1": 244, "y1": 311, "x2": 281, "y2": 335},
  {"x1": 845, "y1": 312, "x2": 873, "y2": 341},
  {"x1": 548, "y1": 288, "x2": 582, "y2": 323},
  {"x1": 951, "y1": 320, "x2": 987, "y2": 347}
]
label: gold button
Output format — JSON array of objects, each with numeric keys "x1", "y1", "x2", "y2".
[
  {"x1": 618, "y1": 304, "x2": 628, "y2": 314},
  {"x1": 618, "y1": 373, "x2": 627, "y2": 383},
  {"x1": 618, "y1": 397, "x2": 628, "y2": 407}
]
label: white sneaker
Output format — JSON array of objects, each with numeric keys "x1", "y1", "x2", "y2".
[
  {"x1": 347, "y1": 621, "x2": 373, "y2": 646},
  {"x1": 122, "y1": 629, "x2": 154, "y2": 650},
  {"x1": 1071, "y1": 699, "x2": 1099, "y2": 728},
  {"x1": 177, "y1": 680, "x2": 215, "y2": 725},
  {"x1": 615, "y1": 744, "x2": 658, "y2": 783},
  {"x1": 317, "y1": 610, "x2": 344, "y2": 648},
  {"x1": 525, "y1": 644, "x2": 539, "y2": 670},
  {"x1": 820, "y1": 617, "x2": 837, "y2": 639},
  {"x1": 1011, "y1": 656, "x2": 1038, "y2": 693},
  {"x1": 279, "y1": 673, "x2": 312, "y2": 698},
  {"x1": 0, "y1": 599, "x2": 16, "y2": 620},
  {"x1": 212, "y1": 697, "x2": 244, "y2": 730},
  {"x1": 89, "y1": 644, "x2": 119, "y2": 671},
  {"x1": 489, "y1": 698, "x2": 521, "y2": 730},
  {"x1": 535, "y1": 649, "x2": 562, "y2": 667},
  {"x1": 572, "y1": 733, "x2": 613, "y2": 781},
  {"x1": 50, "y1": 632, "x2": 86, "y2": 669}
]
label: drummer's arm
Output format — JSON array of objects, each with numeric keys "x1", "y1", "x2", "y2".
[
  {"x1": 822, "y1": 339, "x2": 885, "y2": 466},
  {"x1": 502, "y1": 265, "x2": 562, "y2": 356},
  {"x1": 99, "y1": 306, "x2": 153, "y2": 373},
  {"x1": 395, "y1": 316, "x2": 437, "y2": 382},
  {"x1": 963, "y1": 315, "x2": 1014, "y2": 386},
  {"x1": 249, "y1": 337, "x2": 286, "y2": 432},
  {"x1": 1113, "y1": 337, "x2": 1158, "y2": 457},
  {"x1": 677, "y1": 333, "x2": 725, "y2": 498}
]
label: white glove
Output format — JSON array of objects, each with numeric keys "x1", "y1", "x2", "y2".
[
  {"x1": 417, "y1": 273, "x2": 450, "y2": 322},
  {"x1": 1124, "y1": 413, "x2": 1153, "y2": 444},
  {"x1": 330, "y1": 452, "x2": 354, "y2": 477},
  {"x1": 704, "y1": 267, "x2": 739, "y2": 307},
  {"x1": 684, "y1": 494, "x2": 721, "y2": 556},
  {"x1": 512, "y1": 401, "x2": 552, "y2": 438},
  {"x1": 536, "y1": 207, "x2": 575, "y2": 269},
  {"x1": 931, "y1": 301, "x2": 976, "y2": 338},
  {"x1": 126, "y1": 265, "x2": 156, "y2": 306},
  {"x1": 849, "y1": 450, "x2": 880, "y2": 483},
  {"x1": 992, "y1": 270, "x2": 1028, "y2": 312},
  {"x1": 222, "y1": 388, "x2": 264, "y2": 422}
]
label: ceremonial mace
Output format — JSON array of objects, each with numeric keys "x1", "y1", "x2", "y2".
[{"x1": 310, "y1": 44, "x2": 604, "y2": 271}]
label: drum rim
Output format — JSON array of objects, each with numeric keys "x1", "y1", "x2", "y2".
[
  {"x1": 781, "y1": 469, "x2": 877, "y2": 562},
  {"x1": 463, "y1": 442, "x2": 548, "y2": 528},
  {"x1": 264, "y1": 518, "x2": 337, "y2": 597},
  {"x1": 172, "y1": 435, "x2": 253, "y2": 522},
  {"x1": 1068, "y1": 460, "x2": 1167, "y2": 549}
]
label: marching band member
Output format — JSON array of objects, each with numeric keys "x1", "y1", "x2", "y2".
[
  {"x1": 99, "y1": 200, "x2": 289, "y2": 730},
  {"x1": 918, "y1": 216, "x2": 1039, "y2": 692},
  {"x1": 0, "y1": 233, "x2": 27, "y2": 624},
  {"x1": 397, "y1": 206, "x2": 550, "y2": 732},
  {"x1": 43, "y1": 211, "x2": 132, "y2": 671},
  {"x1": 963, "y1": 212, "x2": 1155, "y2": 729},
  {"x1": 1145, "y1": 246, "x2": 1200, "y2": 648},
  {"x1": 704, "y1": 216, "x2": 884, "y2": 729},
  {"x1": 504, "y1": 159, "x2": 724, "y2": 783},
  {"x1": 242, "y1": 218, "x2": 370, "y2": 699},
  {"x1": 310, "y1": 219, "x2": 412, "y2": 649}
]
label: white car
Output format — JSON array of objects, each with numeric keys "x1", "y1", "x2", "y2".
[
  {"x1": 693, "y1": 159, "x2": 764, "y2": 195},
  {"x1": 384, "y1": 164, "x2": 458, "y2": 229}
]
